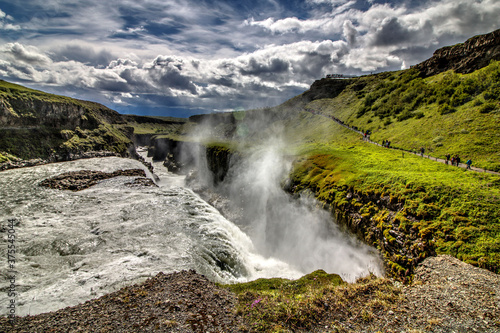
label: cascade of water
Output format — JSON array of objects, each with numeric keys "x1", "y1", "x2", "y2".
[
  {"x1": 0, "y1": 156, "x2": 302, "y2": 316},
  {"x1": 0, "y1": 148, "x2": 382, "y2": 317}
]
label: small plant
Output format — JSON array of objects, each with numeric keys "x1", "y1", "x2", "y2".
[
  {"x1": 478, "y1": 102, "x2": 497, "y2": 113},
  {"x1": 438, "y1": 103, "x2": 455, "y2": 115}
]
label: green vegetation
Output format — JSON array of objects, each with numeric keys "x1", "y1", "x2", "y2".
[
  {"x1": 305, "y1": 62, "x2": 500, "y2": 172},
  {"x1": 195, "y1": 67, "x2": 500, "y2": 278},
  {"x1": 0, "y1": 80, "x2": 132, "y2": 160},
  {"x1": 223, "y1": 271, "x2": 400, "y2": 332},
  {"x1": 0, "y1": 151, "x2": 18, "y2": 163},
  {"x1": 0, "y1": 80, "x2": 82, "y2": 105},
  {"x1": 119, "y1": 115, "x2": 187, "y2": 136},
  {"x1": 288, "y1": 142, "x2": 500, "y2": 277}
]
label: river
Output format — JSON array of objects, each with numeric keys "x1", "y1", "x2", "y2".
[{"x1": 0, "y1": 149, "x2": 382, "y2": 316}]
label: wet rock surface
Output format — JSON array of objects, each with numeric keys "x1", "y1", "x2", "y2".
[
  {"x1": 39, "y1": 169, "x2": 148, "y2": 191},
  {"x1": 125, "y1": 177, "x2": 158, "y2": 188}
]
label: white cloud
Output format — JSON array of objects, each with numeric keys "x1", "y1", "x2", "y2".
[
  {"x1": 0, "y1": 9, "x2": 20, "y2": 30},
  {"x1": 0, "y1": 43, "x2": 51, "y2": 65}
]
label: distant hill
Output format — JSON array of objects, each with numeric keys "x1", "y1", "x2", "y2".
[{"x1": 282, "y1": 29, "x2": 500, "y2": 172}]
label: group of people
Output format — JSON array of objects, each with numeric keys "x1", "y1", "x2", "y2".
[
  {"x1": 382, "y1": 140, "x2": 391, "y2": 148},
  {"x1": 445, "y1": 153, "x2": 472, "y2": 169}
]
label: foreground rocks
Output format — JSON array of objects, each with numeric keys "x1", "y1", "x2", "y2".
[
  {"x1": 337, "y1": 255, "x2": 500, "y2": 333},
  {"x1": 39, "y1": 169, "x2": 154, "y2": 191},
  {"x1": 1, "y1": 256, "x2": 498, "y2": 332},
  {"x1": 1, "y1": 270, "x2": 244, "y2": 332}
]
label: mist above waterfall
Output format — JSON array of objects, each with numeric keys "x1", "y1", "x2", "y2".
[
  {"x1": 224, "y1": 141, "x2": 382, "y2": 280},
  {"x1": 187, "y1": 113, "x2": 383, "y2": 281}
]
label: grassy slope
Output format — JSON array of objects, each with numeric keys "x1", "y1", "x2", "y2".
[
  {"x1": 267, "y1": 70, "x2": 500, "y2": 272},
  {"x1": 184, "y1": 70, "x2": 500, "y2": 277},
  {"x1": 306, "y1": 62, "x2": 500, "y2": 171},
  {"x1": 0, "y1": 80, "x2": 81, "y2": 105}
]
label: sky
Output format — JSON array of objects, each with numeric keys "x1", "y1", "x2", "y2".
[{"x1": 0, "y1": 0, "x2": 499, "y2": 117}]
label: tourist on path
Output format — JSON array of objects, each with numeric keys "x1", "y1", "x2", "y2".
[{"x1": 466, "y1": 159, "x2": 472, "y2": 169}]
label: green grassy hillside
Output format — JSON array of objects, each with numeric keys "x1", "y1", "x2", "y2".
[
  {"x1": 187, "y1": 59, "x2": 500, "y2": 279},
  {"x1": 279, "y1": 65, "x2": 500, "y2": 277},
  {"x1": 305, "y1": 62, "x2": 500, "y2": 171}
]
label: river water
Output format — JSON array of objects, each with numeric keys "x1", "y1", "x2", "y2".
[{"x1": 0, "y1": 151, "x2": 382, "y2": 316}]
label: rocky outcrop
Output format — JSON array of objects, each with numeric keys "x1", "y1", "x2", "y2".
[
  {"x1": 0, "y1": 270, "x2": 244, "y2": 332},
  {"x1": 330, "y1": 186, "x2": 434, "y2": 282},
  {"x1": 415, "y1": 29, "x2": 500, "y2": 77},
  {"x1": 0, "y1": 94, "x2": 126, "y2": 129},
  {"x1": 303, "y1": 77, "x2": 356, "y2": 102},
  {"x1": 0, "y1": 151, "x2": 122, "y2": 172},
  {"x1": 205, "y1": 145, "x2": 236, "y2": 184},
  {"x1": 147, "y1": 137, "x2": 200, "y2": 174},
  {"x1": 39, "y1": 169, "x2": 149, "y2": 191}
]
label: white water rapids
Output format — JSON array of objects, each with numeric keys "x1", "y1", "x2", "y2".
[{"x1": 0, "y1": 151, "x2": 382, "y2": 316}]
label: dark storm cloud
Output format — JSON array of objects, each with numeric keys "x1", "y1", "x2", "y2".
[
  {"x1": 207, "y1": 75, "x2": 238, "y2": 88},
  {"x1": 50, "y1": 45, "x2": 115, "y2": 67},
  {"x1": 370, "y1": 17, "x2": 412, "y2": 46},
  {"x1": 240, "y1": 57, "x2": 290, "y2": 76}
]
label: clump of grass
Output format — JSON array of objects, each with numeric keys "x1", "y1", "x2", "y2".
[
  {"x1": 0, "y1": 151, "x2": 19, "y2": 163},
  {"x1": 223, "y1": 272, "x2": 401, "y2": 332}
]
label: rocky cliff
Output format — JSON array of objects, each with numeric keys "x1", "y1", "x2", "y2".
[
  {"x1": 415, "y1": 28, "x2": 500, "y2": 77},
  {"x1": 0, "y1": 80, "x2": 132, "y2": 163}
]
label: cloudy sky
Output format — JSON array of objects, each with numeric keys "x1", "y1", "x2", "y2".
[{"x1": 0, "y1": 0, "x2": 499, "y2": 117}]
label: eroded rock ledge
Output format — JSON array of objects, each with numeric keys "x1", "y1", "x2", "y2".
[{"x1": 39, "y1": 169, "x2": 155, "y2": 191}]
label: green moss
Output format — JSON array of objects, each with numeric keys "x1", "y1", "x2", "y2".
[
  {"x1": 223, "y1": 272, "x2": 400, "y2": 332},
  {"x1": 0, "y1": 151, "x2": 18, "y2": 163}
]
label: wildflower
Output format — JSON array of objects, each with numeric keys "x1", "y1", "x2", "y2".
[{"x1": 251, "y1": 297, "x2": 262, "y2": 308}]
